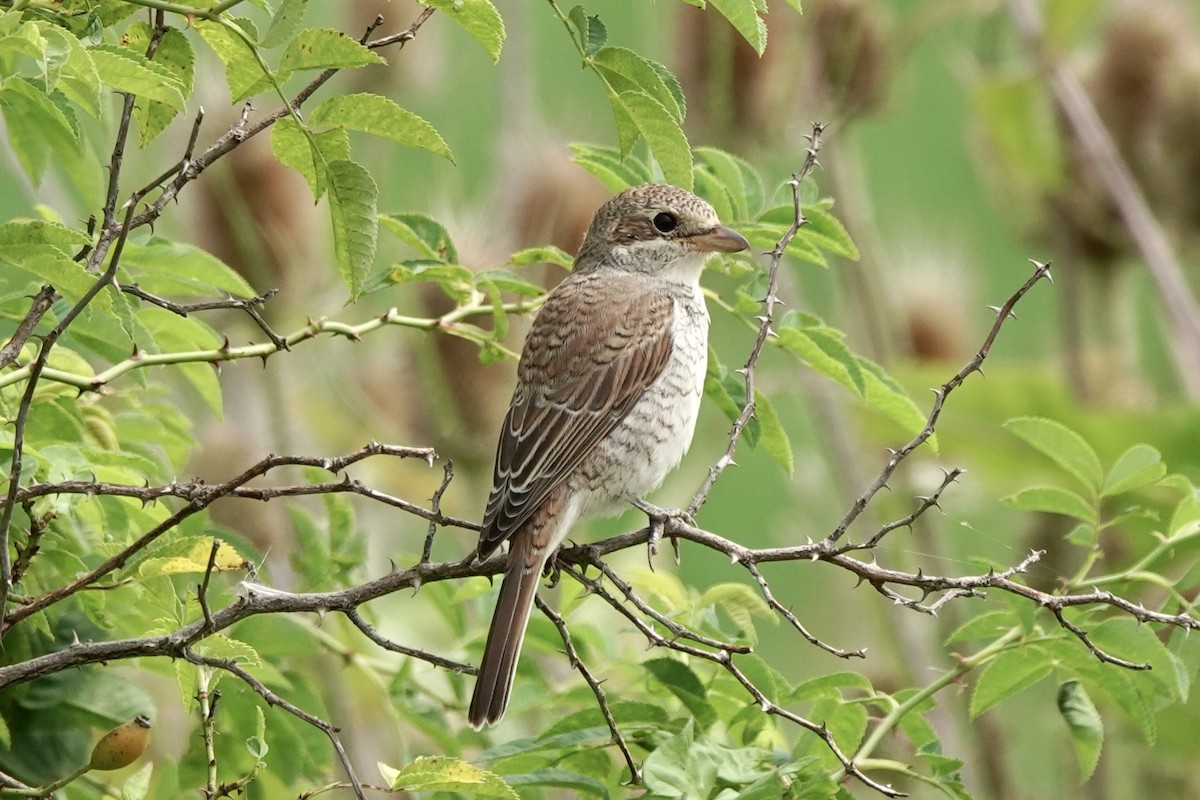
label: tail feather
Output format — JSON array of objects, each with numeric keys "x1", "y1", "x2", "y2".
[{"x1": 468, "y1": 554, "x2": 541, "y2": 727}]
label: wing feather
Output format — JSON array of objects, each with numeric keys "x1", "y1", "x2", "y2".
[{"x1": 478, "y1": 274, "x2": 674, "y2": 556}]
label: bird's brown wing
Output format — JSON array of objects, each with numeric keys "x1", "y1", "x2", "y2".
[{"x1": 478, "y1": 275, "x2": 675, "y2": 557}]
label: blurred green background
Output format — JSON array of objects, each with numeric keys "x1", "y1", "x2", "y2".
[{"x1": 4, "y1": 0, "x2": 1200, "y2": 797}]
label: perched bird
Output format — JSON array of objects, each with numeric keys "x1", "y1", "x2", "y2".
[{"x1": 468, "y1": 183, "x2": 749, "y2": 727}]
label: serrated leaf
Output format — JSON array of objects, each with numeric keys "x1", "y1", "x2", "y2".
[
  {"x1": 1004, "y1": 485, "x2": 1098, "y2": 525},
  {"x1": 2, "y1": 247, "x2": 109, "y2": 310},
  {"x1": 270, "y1": 116, "x2": 349, "y2": 198},
  {"x1": 568, "y1": 5, "x2": 607, "y2": 58},
  {"x1": 138, "y1": 538, "x2": 248, "y2": 578},
  {"x1": 0, "y1": 76, "x2": 80, "y2": 183},
  {"x1": 506, "y1": 245, "x2": 573, "y2": 270},
  {"x1": 0, "y1": 219, "x2": 90, "y2": 248},
  {"x1": 859, "y1": 359, "x2": 931, "y2": 444},
  {"x1": 421, "y1": 0, "x2": 506, "y2": 62},
  {"x1": 1057, "y1": 680, "x2": 1103, "y2": 781},
  {"x1": 379, "y1": 213, "x2": 458, "y2": 262},
  {"x1": 119, "y1": 239, "x2": 256, "y2": 298},
  {"x1": 88, "y1": 44, "x2": 185, "y2": 108},
  {"x1": 644, "y1": 658, "x2": 717, "y2": 728},
  {"x1": 120, "y1": 23, "x2": 194, "y2": 146},
  {"x1": 262, "y1": 0, "x2": 308, "y2": 48},
  {"x1": 608, "y1": 90, "x2": 692, "y2": 189},
  {"x1": 971, "y1": 646, "x2": 1052, "y2": 717},
  {"x1": 44, "y1": 24, "x2": 100, "y2": 116},
  {"x1": 568, "y1": 142, "x2": 653, "y2": 191},
  {"x1": 695, "y1": 147, "x2": 764, "y2": 221},
  {"x1": 754, "y1": 390, "x2": 793, "y2": 475},
  {"x1": 278, "y1": 27, "x2": 385, "y2": 72},
  {"x1": 709, "y1": 0, "x2": 768, "y2": 54},
  {"x1": 310, "y1": 92, "x2": 453, "y2": 162},
  {"x1": 944, "y1": 609, "x2": 1020, "y2": 645},
  {"x1": 475, "y1": 268, "x2": 544, "y2": 298},
  {"x1": 1101, "y1": 444, "x2": 1165, "y2": 497},
  {"x1": 803, "y1": 204, "x2": 859, "y2": 260},
  {"x1": 326, "y1": 159, "x2": 379, "y2": 299},
  {"x1": 194, "y1": 18, "x2": 267, "y2": 102},
  {"x1": 592, "y1": 46, "x2": 683, "y2": 122},
  {"x1": 389, "y1": 261, "x2": 474, "y2": 303},
  {"x1": 699, "y1": 582, "x2": 775, "y2": 646},
  {"x1": 1006, "y1": 416, "x2": 1103, "y2": 494},
  {"x1": 777, "y1": 324, "x2": 865, "y2": 395},
  {"x1": 384, "y1": 755, "x2": 516, "y2": 797}
]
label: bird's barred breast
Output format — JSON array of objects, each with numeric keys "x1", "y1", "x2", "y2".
[{"x1": 569, "y1": 282, "x2": 709, "y2": 515}]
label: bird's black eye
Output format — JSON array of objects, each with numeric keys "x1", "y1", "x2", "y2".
[{"x1": 652, "y1": 212, "x2": 677, "y2": 234}]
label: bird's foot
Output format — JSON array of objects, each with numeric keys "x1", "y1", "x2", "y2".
[{"x1": 631, "y1": 499, "x2": 694, "y2": 567}]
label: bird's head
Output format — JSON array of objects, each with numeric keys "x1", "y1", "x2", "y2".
[{"x1": 574, "y1": 184, "x2": 750, "y2": 283}]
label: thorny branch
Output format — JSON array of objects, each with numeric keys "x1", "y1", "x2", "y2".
[
  {"x1": 0, "y1": 13, "x2": 1186, "y2": 790},
  {"x1": 688, "y1": 123, "x2": 826, "y2": 518}
]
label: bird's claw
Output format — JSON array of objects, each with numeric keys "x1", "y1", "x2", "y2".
[{"x1": 632, "y1": 499, "x2": 693, "y2": 568}]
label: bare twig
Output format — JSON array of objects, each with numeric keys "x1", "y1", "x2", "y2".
[
  {"x1": 825, "y1": 261, "x2": 1053, "y2": 544},
  {"x1": 2, "y1": 444, "x2": 442, "y2": 632},
  {"x1": 536, "y1": 596, "x2": 640, "y2": 784},
  {"x1": 421, "y1": 461, "x2": 455, "y2": 563},
  {"x1": 689, "y1": 123, "x2": 826, "y2": 517},
  {"x1": 185, "y1": 650, "x2": 367, "y2": 800},
  {"x1": 343, "y1": 608, "x2": 474, "y2": 673},
  {"x1": 0, "y1": 285, "x2": 57, "y2": 370}
]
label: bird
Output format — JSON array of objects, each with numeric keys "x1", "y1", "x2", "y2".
[{"x1": 467, "y1": 183, "x2": 750, "y2": 728}]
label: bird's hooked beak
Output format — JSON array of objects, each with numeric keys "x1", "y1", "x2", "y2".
[{"x1": 686, "y1": 225, "x2": 751, "y2": 254}]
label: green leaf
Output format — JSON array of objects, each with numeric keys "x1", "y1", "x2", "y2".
[
  {"x1": 778, "y1": 322, "x2": 865, "y2": 396},
  {"x1": 0, "y1": 77, "x2": 80, "y2": 183},
  {"x1": 43, "y1": 24, "x2": 101, "y2": 117},
  {"x1": 475, "y1": 268, "x2": 544, "y2": 298},
  {"x1": 803, "y1": 204, "x2": 859, "y2": 260},
  {"x1": 642, "y1": 724, "x2": 718, "y2": 799},
  {"x1": 119, "y1": 239, "x2": 255, "y2": 297},
  {"x1": 270, "y1": 116, "x2": 350, "y2": 198},
  {"x1": 708, "y1": 0, "x2": 768, "y2": 55},
  {"x1": 0, "y1": 219, "x2": 90, "y2": 249},
  {"x1": 87, "y1": 44, "x2": 186, "y2": 108},
  {"x1": 695, "y1": 147, "x2": 764, "y2": 221},
  {"x1": 858, "y1": 358, "x2": 930, "y2": 442},
  {"x1": 644, "y1": 658, "x2": 717, "y2": 728},
  {"x1": 310, "y1": 92, "x2": 454, "y2": 162},
  {"x1": 384, "y1": 755, "x2": 516, "y2": 797},
  {"x1": 608, "y1": 90, "x2": 693, "y2": 190},
  {"x1": 591, "y1": 45, "x2": 684, "y2": 122},
  {"x1": 568, "y1": 143, "x2": 653, "y2": 191},
  {"x1": 379, "y1": 213, "x2": 458, "y2": 262},
  {"x1": 568, "y1": 5, "x2": 607, "y2": 58},
  {"x1": 194, "y1": 18, "x2": 267, "y2": 102},
  {"x1": 506, "y1": 245, "x2": 573, "y2": 270},
  {"x1": 2, "y1": 247, "x2": 109, "y2": 310},
  {"x1": 389, "y1": 261, "x2": 475, "y2": 303},
  {"x1": 420, "y1": 0, "x2": 506, "y2": 63},
  {"x1": 122, "y1": 24, "x2": 194, "y2": 146},
  {"x1": 944, "y1": 609, "x2": 1021, "y2": 645},
  {"x1": 971, "y1": 646, "x2": 1052, "y2": 717},
  {"x1": 1101, "y1": 444, "x2": 1165, "y2": 497},
  {"x1": 1005, "y1": 416, "x2": 1103, "y2": 494},
  {"x1": 699, "y1": 582, "x2": 775, "y2": 646},
  {"x1": 325, "y1": 159, "x2": 379, "y2": 299},
  {"x1": 1004, "y1": 485, "x2": 1098, "y2": 525},
  {"x1": 278, "y1": 27, "x2": 385, "y2": 72},
  {"x1": 754, "y1": 390, "x2": 793, "y2": 475},
  {"x1": 1057, "y1": 680, "x2": 1103, "y2": 781},
  {"x1": 262, "y1": 0, "x2": 308, "y2": 49}
]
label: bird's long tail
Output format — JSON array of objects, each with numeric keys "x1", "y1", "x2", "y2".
[{"x1": 468, "y1": 537, "x2": 543, "y2": 728}]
